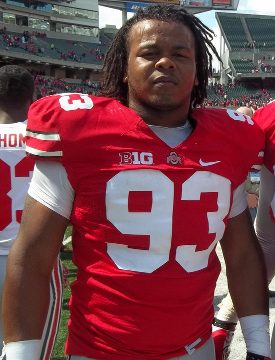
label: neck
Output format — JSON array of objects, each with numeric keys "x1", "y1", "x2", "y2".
[
  {"x1": 0, "y1": 108, "x2": 27, "y2": 124},
  {"x1": 128, "y1": 100, "x2": 191, "y2": 128}
]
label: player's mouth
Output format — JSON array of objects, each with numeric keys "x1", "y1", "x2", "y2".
[{"x1": 154, "y1": 76, "x2": 177, "y2": 85}]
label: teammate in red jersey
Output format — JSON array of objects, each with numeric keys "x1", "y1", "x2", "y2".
[
  {"x1": 2, "y1": 5, "x2": 270, "y2": 360},
  {"x1": 212, "y1": 104, "x2": 275, "y2": 360},
  {"x1": 0, "y1": 65, "x2": 63, "y2": 360},
  {"x1": 211, "y1": 106, "x2": 265, "y2": 360},
  {"x1": 254, "y1": 102, "x2": 275, "y2": 360}
]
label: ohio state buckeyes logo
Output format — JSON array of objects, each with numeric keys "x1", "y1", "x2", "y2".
[
  {"x1": 119, "y1": 151, "x2": 153, "y2": 165},
  {"x1": 167, "y1": 151, "x2": 182, "y2": 165}
]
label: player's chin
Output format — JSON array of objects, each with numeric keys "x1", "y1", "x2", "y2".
[{"x1": 150, "y1": 98, "x2": 183, "y2": 110}]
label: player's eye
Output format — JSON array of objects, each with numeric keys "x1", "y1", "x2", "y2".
[
  {"x1": 174, "y1": 53, "x2": 187, "y2": 58},
  {"x1": 141, "y1": 50, "x2": 158, "y2": 57}
]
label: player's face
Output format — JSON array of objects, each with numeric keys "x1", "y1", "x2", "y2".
[{"x1": 124, "y1": 19, "x2": 199, "y2": 115}]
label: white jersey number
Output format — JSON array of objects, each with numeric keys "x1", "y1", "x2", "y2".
[
  {"x1": 0, "y1": 157, "x2": 34, "y2": 231},
  {"x1": 59, "y1": 94, "x2": 94, "y2": 112},
  {"x1": 227, "y1": 109, "x2": 254, "y2": 125},
  {"x1": 106, "y1": 170, "x2": 231, "y2": 273}
]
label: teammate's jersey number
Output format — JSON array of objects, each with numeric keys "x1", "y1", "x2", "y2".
[
  {"x1": 227, "y1": 109, "x2": 254, "y2": 125},
  {"x1": 106, "y1": 170, "x2": 231, "y2": 274},
  {"x1": 0, "y1": 157, "x2": 34, "y2": 231}
]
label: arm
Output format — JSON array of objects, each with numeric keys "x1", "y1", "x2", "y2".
[
  {"x1": 255, "y1": 165, "x2": 275, "y2": 282},
  {"x1": 220, "y1": 207, "x2": 268, "y2": 319},
  {"x1": 246, "y1": 173, "x2": 259, "y2": 208},
  {"x1": 247, "y1": 193, "x2": 259, "y2": 208},
  {"x1": 220, "y1": 207, "x2": 270, "y2": 357},
  {"x1": 2, "y1": 195, "x2": 69, "y2": 343}
]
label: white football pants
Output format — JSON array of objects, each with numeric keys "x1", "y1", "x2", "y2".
[{"x1": 67, "y1": 336, "x2": 215, "y2": 360}]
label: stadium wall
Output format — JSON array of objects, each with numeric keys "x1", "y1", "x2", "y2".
[
  {"x1": 0, "y1": 0, "x2": 99, "y2": 42},
  {"x1": 0, "y1": 21, "x2": 99, "y2": 42},
  {"x1": 55, "y1": 0, "x2": 98, "y2": 11}
]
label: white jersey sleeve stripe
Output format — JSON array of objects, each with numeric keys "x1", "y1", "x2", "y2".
[
  {"x1": 26, "y1": 130, "x2": 61, "y2": 141},
  {"x1": 26, "y1": 145, "x2": 63, "y2": 158}
]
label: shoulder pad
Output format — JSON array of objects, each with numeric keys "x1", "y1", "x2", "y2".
[{"x1": 26, "y1": 93, "x2": 113, "y2": 161}]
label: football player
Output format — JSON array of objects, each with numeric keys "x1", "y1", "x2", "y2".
[
  {"x1": 2, "y1": 5, "x2": 270, "y2": 360},
  {"x1": 211, "y1": 106, "x2": 262, "y2": 360},
  {"x1": 0, "y1": 65, "x2": 63, "y2": 360},
  {"x1": 254, "y1": 102, "x2": 275, "y2": 360},
  {"x1": 212, "y1": 105, "x2": 275, "y2": 360}
]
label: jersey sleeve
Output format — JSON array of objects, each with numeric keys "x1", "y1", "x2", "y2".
[
  {"x1": 28, "y1": 161, "x2": 74, "y2": 219},
  {"x1": 228, "y1": 182, "x2": 247, "y2": 218},
  {"x1": 226, "y1": 109, "x2": 264, "y2": 179},
  {"x1": 254, "y1": 102, "x2": 275, "y2": 173},
  {"x1": 197, "y1": 108, "x2": 265, "y2": 189},
  {"x1": 25, "y1": 93, "x2": 95, "y2": 162}
]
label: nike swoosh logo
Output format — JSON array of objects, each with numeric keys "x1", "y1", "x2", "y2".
[{"x1": 199, "y1": 159, "x2": 221, "y2": 166}]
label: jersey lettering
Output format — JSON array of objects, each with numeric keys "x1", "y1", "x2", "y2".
[
  {"x1": 176, "y1": 171, "x2": 230, "y2": 272},
  {"x1": 106, "y1": 170, "x2": 173, "y2": 273},
  {"x1": 106, "y1": 169, "x2": 231, "y2": 273},
  {"x1": 0, "y1": 157, "x2": 34, "y2": 230},
  {"x1": 59, "y1": 94, "x2": 94, "y2": 111},
  {"x1": 0, "y1": 133, "x2": 25, "y2": 148},
  {"x1": 0, "y1": 159, "x2": 12, "y2": 231},
  {"x1": 227, "y1": 109, "x2": 254, "y2": 125},
  {"x1": 119, "y1": 152, "x2": 154, "y2": 165}
]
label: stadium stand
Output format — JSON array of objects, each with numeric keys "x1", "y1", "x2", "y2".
[
  {"x1": 218, "y1": 14, "x2": 248, "y2": 51},
  {"x1": 201, "y1": 83, "x2": 273, "y2": 109},
  {"x1": 31, "y1": 74, "x2": 103, "y2": 99},
  {"x1": 0, "y1": 29, "x2": 110, "y2": 64},
  {"x1": 231, "y1": 59, "x2": 257, "y2": 73},
  {"x1": 213, "y1": 12, "x2": 275, "y2": 108},
  {"x1": 0, "y1": 0, "x2": 117, "y2": 84},
  {"x1": 246, "y1": 17, "x2": 275, "y2": 50}
]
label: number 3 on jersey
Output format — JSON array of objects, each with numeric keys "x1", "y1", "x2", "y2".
[
  {"x1": 0, "y1": 157, "x2": 34, "y2": 231},
  {"x1": 59, "y1": 94, "x2": 93, "y2": 111},
  {"x1": 106, "y1": 169, "x2": 231, "y2": 274}
]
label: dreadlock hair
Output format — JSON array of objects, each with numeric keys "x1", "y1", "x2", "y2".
[{"x1": 100, "y1": 4, "x2": 222, "y2": 108}]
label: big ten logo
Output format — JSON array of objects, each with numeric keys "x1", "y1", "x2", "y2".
[
  {"x1": 119, "y1": 152, "x2": 154, "y2": 165},
  {"x1": 0, "y1": 133, "x2": 25, "y2": 148}
]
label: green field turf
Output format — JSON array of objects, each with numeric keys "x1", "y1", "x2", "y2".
[{"x1": 51, "y1": 226, "x2": 75, "y2": 360}]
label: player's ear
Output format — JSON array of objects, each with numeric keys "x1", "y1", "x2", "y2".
[{"x1": 123, "y1": 65, "x2": 128, "y2": 83}]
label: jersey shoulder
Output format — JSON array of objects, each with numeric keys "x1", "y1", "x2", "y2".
[
  {"x1": 26, "y1": 93, "x2": 128, "y2": 161},
  {"x1": 254, "y1": 101, "x2": 275, "y2": 133},
  {"x1": 192, "y1": 108, "x2": 264, "y2": 175},
  {"x1": 254, "y1": 102, "x2": 275, "y2": 172},
  {"x1": 193, "y1": 107, "x2": 264, "y2": 147}
]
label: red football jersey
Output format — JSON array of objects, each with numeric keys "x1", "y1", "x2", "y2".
[
  {"x1": 26, "y1": 94, "x2": 264, "y2": 360},
  {"x1": 254, "y1": 102, "x2": 275, "y2": 174},
  {"x1": 254, "y1": 102, "x2": 275, "y2": 222}
]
